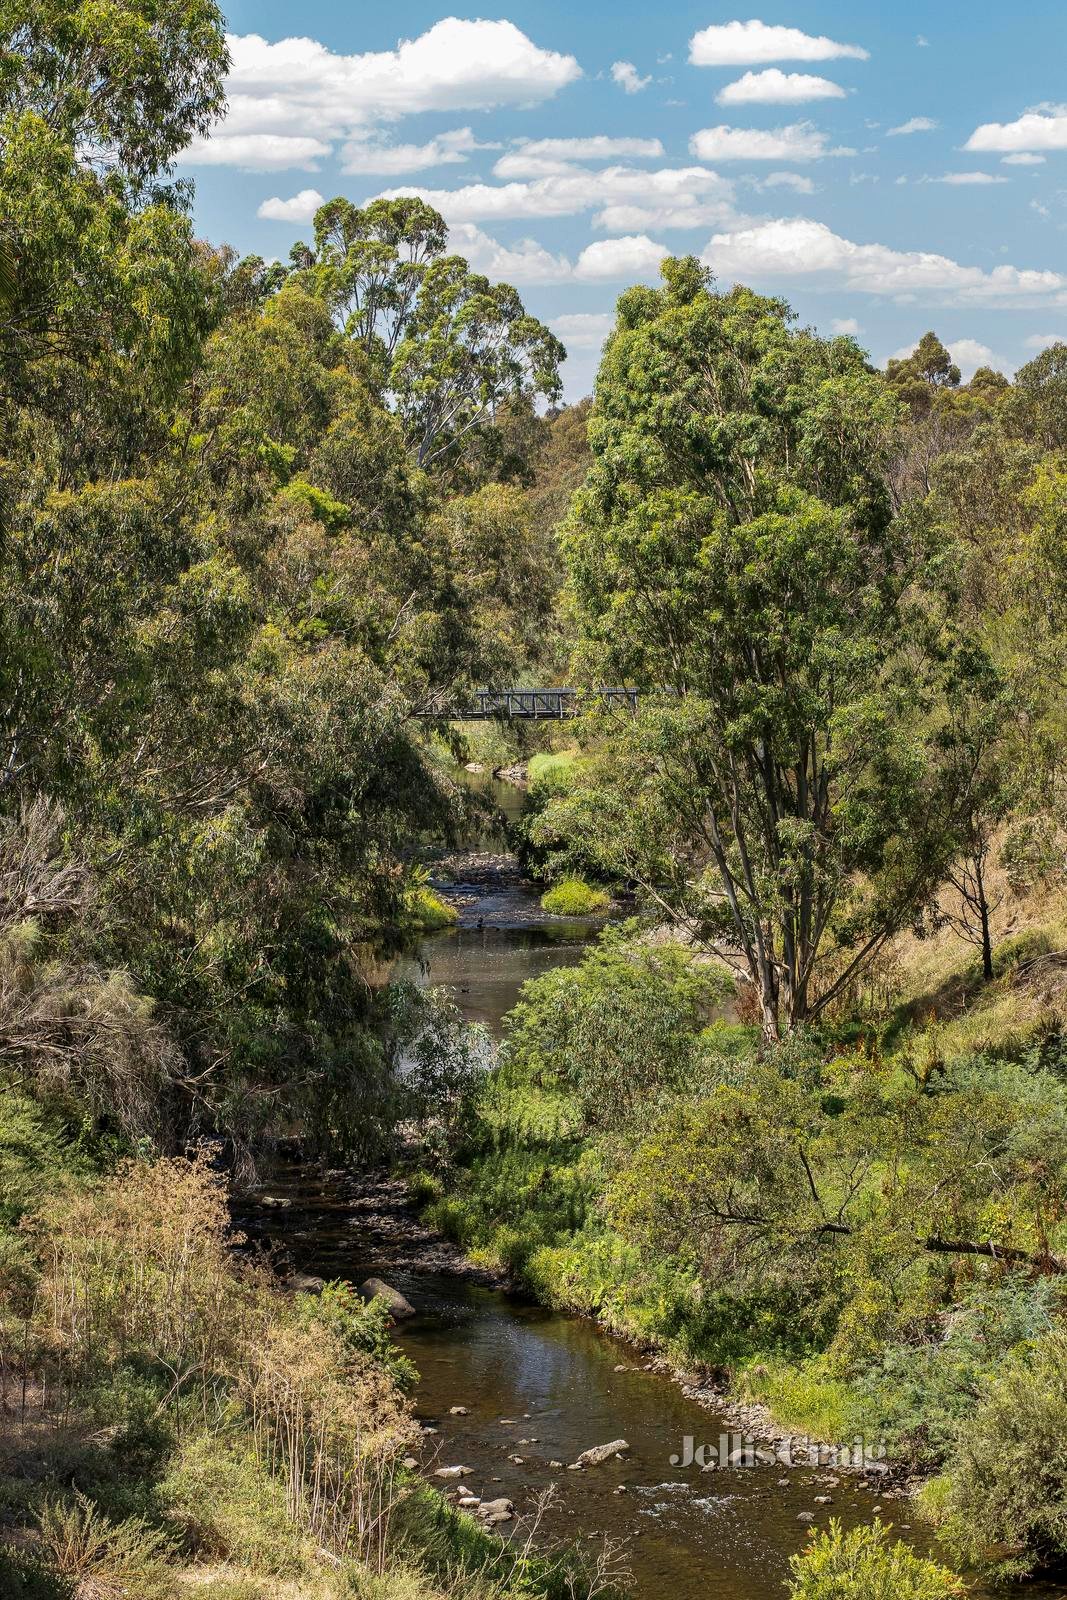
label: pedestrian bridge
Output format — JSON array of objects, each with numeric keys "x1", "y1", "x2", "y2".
[{"x1": 419, "y1": 687, "x2": 640, "y2": 720}]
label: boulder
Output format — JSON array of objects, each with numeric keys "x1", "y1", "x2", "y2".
[
  {"x1": 573, "y1": 1440, "x2": 630, "y2": 1468},
  {"x1": 358, "y1": 1278, "x2": 416, "y2": 1320},
  {"x1": 434, "y1": 1465, "x2": 472, "y2": 1479},
  {"x1": 479, "y1": 1498, "x2": 514, "y2": 1524},
  {"x1": 285, "y1": 1273, "x2": 325, "y2": 1294}
]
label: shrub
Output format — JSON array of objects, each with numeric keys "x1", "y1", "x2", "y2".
[
  {"x1": 788, "y1": 1519, "x2": 964, "y2": 1598},
  {"x1": 160, "y1": 1434, "x2": 306, "y2": 1575},
  {"x1": 406, "y1": 887, "x2": 459, "y2": 933},
  {"x1": 37, "y1": 1494, "x2": 175, "y2": 1600},
  {"x1": 540, "y1": 878, "x2": 610, "y2": 917},
  {"x1": 938, "y1": 1330, "x2": 1067, "y2": 1579}
]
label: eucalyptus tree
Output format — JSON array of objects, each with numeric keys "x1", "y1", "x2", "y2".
[
  {"x1": 554, "y1": 259, "x2": 967, "y2": 1038},
  {"x1": 289, "y1": 197, "x2": 565, "y2": 476}
]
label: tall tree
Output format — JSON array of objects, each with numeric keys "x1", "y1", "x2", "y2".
[
  {"x1": 289, "y1": 197, "x2": 565, "y2": 476},
  {"x1": 552, "y1": 260, "x2": 965, "y2": 1037}
]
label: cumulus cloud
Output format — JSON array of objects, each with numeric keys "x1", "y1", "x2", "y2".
[
  {"x1": 1025, "y1": 333, "x2": 1065, "y2": 351},
  {"x1": 448, "y1": 222, "x2": 573, "y2": 284},
  {"x1": 574, "y1": 235, "x2": 669, "y2": 280},
  {"x1": 690, "y1": 122, "x2": 851, "y2": 161},
  {"x1": 494, "y1": 135, "x2": 663, "y2": 178},
  {"x1": 831, "y1": 317, "x2": 862, "y2": 334},
  {"x1": 448, "y1": 226, "x2": 669, "y2": 285},
  {"x1": 717, "y1": 68, "x2": 846, "y2": 104},
  {"x1": 965, "y1": 106, "x2": 1067, "y2": 154},
  {"x1": 888, "y1": 116, "x2": 938, "y2": 136},
  {"x1": 340, "y1": 128, "x2": 491, "y2": 175},
  {"x1": 702, "y1": 216, "x2": 1067, "y2": 305},
  {"x1": 380, "y1": 164, "x2": 737, "y2": 225},
  {"x1": 594, "y1": 198, "x2": 741, "y2": 231},
  {"x1": 756, "y1": 171, "x2": 816, "y2": 192},
  {"x1": 550, "y1": 312, "x2": 615, "y2": 348},
  {"x1": 183, "y1": 21, "x2": 581, "y2": 170},
  {"x1": 612, "y1": 60, "x2": 651, "y2": 94},
  {"x1": 181, "y1": 133, "x2": 332, "y2": 170},
  {"x1": 258, "y1": 187, "x2": 325, "y2": 222},
  {"x1": 1003, "y1": 152, "x2": 1046, "y2": 165},
  {"x1": 689, "y1": 19, "x2": 868, "y2": 66}
]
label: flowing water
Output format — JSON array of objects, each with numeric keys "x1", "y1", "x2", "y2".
[{"x1": 247, "y1": 774, "x2": 1064, "y2": 1600}]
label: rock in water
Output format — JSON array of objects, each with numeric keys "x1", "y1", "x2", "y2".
[
  {"x1": 358, "y1": 1277, "x2": 416, "y2": 1320},
  {"x1": 572, "y1": 1439, "x2": 630, "y2": 1468},
  {"x1": 285, "y1": 1273, "x2": 325, "y2": 1294},
  {"x1": 434, "y1": 1465, "x2": 472, "y2": 1479}
]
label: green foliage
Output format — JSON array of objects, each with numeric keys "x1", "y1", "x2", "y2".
[
  {"x1": 788, "y1": 1519, "x2": 964, "y2": 1599},
  {"x1": 160, "y1": 1435, "x2": 308, "y2": 1574},
  {"x1": 558, "y1": 265, "x2": 968, "y2": 1036},
  {"x1": 502, "y1": 925, "x2": 732, "y2": 1129},
  {"x1": 539, "y1": 878, "x2": 610, "y2": 917},
  {"x1": 295, "y1": 1283, "x2": 418, "y2": 1391},
  {"x1": 938, "y1": 1330, "x2": 1067, "y2": 1579}
]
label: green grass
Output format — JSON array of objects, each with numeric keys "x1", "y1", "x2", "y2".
[
  {"x1": 406, "y1": 887, "x2": 459, "y2": 933},
  {"x1": 540, "y1": 878, "x2": 610, "y2": 917}
]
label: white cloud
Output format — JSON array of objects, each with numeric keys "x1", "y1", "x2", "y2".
[
  {"x1": 181, "y1": 133, "x2": 332, "y2": 170},
  {"x1": 756, "y1": 170, "x2": 815, "y2": 193},
  {"x1": 510, "y1": 135, "x2": 664, "y2": 161},
  {"x1": 185, "y1": 21, "x2": 581, "y2": 170},
  {"x1": 448, "y1": 226, "x2": 670, "y2": 285},
  {"x1": 448, "y1": 222, "x2": 572, "y2": 284},
  {"x1": 965, "y1": 107, "x2": 1067, "y2": 154},
  {"x1": 594, "y1": 198, "x2": 740, "y2": 231},
  {"x1": 717, "y1": 68, "x2": 845, "y2": 104},
  {"x1": 1025, "y1": 333, "x2": 1065, "y2": 351},
  {"x1": 689, "y1": 19, "x2": 868, "y2": 66},
  {"x1": 888, "y1": 116, "x2": 938, "y2": 136},
  {"x1": 690, "y1": 122, "x2": 851, "y2": 161},
  {"x1": 1003, "y1": 152, "x2": 1046, "y2": 165},
  {"x1": 702, "y1": 216, "x2": 1067, "y2": 305},
  {"x1": 929, "y1": 171, "x2": 1009, "y2": 185},
  {"x1": 574, "y1": 235, "x2": 669, "y2": 280},
  {"x1": 612, "y1": 61, "x2": 651, "y2": 94},
  {"x1": 831, "y1": 317, "x2": 862, "y2": 334},
  {"x1": 381, "y1": 164, "x2": 736, "y2": 225},
  {"x1": 340, "y1": 128, "x2": 490, "y2": 176},
  {"x1": 257, "y1": 187, "x2": 325, "y2": 222},
  {"x1": 494, "y1": 135, "x2": 663, "y2": 178},
  {"x1": 550, "y1": 312, "x2": 614, "y2": 348}
]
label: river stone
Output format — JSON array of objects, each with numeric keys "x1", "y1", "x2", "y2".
[
  {"x1": 508, "y1": 1455, "x2": 525, "y2": 1464},
  {"x1": 358, "y1": 1278, "x2": 416, "y2": 1319},
  {"x1": 260, "y1": 1195, "x2": 291, "y2": 1209},
  {"x1": 434, "y1": 1466, "x2": 472, "y2": 1479},
  {"x1": 797, "y1": 1512, "x2": 815, "y2": 1522},
  {"x1": 479, "y1": 1498, "x2": 514, "y2": 1521},
  {"x1": 450, "y1": 1406, "x2": 469, "y2": 1415},
  {"x1": 549, "y1": 1461, "x2": 563, "y2": 1469},
  {"x1": 814, "y1": 1495, "x2": 832, "y2": 1505},
  {"x1": 573, "y1": 1439, "x2": 630, "y2": 1468},
  {"x1": 285, "y1": 1273, "x2": 325, "y2": 1294}
]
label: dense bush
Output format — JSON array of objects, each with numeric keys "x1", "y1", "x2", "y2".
[
  {"x1": 540, "y1": 878, "x2": 611, "y2": 916},
  {"x1": 938, "y1": 1330, "x2": 1067, "y2": 1578},
  {"x1": 788, "y1": 1520, "x2": 964, "y2": 1599}
]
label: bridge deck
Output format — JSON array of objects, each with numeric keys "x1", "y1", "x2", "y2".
[{"x1": 422, "y1": 688, "x2": 640, "y2": 720}]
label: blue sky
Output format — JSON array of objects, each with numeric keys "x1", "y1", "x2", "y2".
[{"x1": 185, "y1": 2, "x2": 1067, "y2": 397}]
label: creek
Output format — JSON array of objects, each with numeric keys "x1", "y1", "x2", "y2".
[{"x1": 243, "y1": 773, "x2": 1062, "y2": 1600}]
